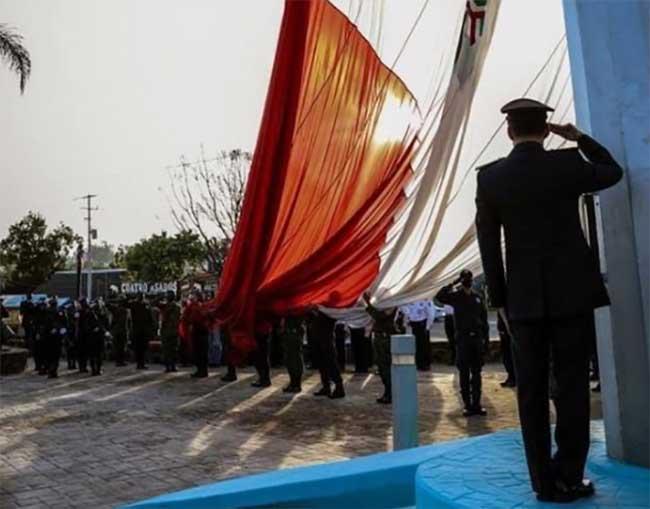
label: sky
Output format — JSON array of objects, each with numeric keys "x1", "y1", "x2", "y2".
[{"x1": 0, "y1": 0, "x2": 567, "y2": 247}]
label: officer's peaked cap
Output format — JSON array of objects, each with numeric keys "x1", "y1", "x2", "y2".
[{"x1": 500, "y1": 98, "x2": 554, "y2": 114}]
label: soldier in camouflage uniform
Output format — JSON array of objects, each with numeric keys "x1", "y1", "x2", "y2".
[
  {"x1": 281, "y1": 316, "x2": 304, "y2": 393},
  {"x1": 159, "y1": 291, "x2": 181, "y2": 372}
]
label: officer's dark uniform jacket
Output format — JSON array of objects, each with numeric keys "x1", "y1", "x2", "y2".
[
  {"x1": 435, "y1": 286, "x2": 489, "y2": 348},
  {"x1": 475, "y1": 135, "x2": 623, "y2": 320}
]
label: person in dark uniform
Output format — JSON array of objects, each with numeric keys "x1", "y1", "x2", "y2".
[
  {"x1": 281, "y1": 316, "x2": 304, "y2": 393},
  {"x1": 349, "y1": 326, "x2": 369, "y2": 374},
  {"x1": 76, "y1": 298, "x2": 91, "y2": 373},
  {"x1": 158, "y1": 291, "x2": 181, "y2": 373},
  {"x1": 44, "y1": 297, "x2": 67, "y2": 378},
  {"x1": 33, "y1": 298, "x2": 49, "y2": 374},
  {"x1": 107, "y1": 295, "x2": 130, "y2": 366},
  {"x1": 497, "y1": 313, "x2": 516, "y2": 388},
  {"x1": 183, "y1": 290, "x2": 210, "y2": 378},
  {"x1": 88, "y1": 300, "x2": 108, "y2": 376},
  {"x1": 334, "y1": 321, "x2": 347, "y2": 371},
  {"x1": 127, "y1": 293, "x2": 154, "y2": 370},
  {"x1": 308, "y1": 309, "x2": 345, "y2": 399},
  {"x1": 219, "y1": 326, "x2": 238, "y2": 382},
  {"x1": 252, "y1": 322, "x2": 272, "y2": 388},
  {"x1": 442, "y1": 305, "x2": 456, "y2": 365},
  {"x1": 475, "y1": 98, "x2": 623, "y2": 503},
  {"x1": 362, "y1": 293, "x2": 404, "y2": 404},
  {"x1": 435, "y1": 271, "x2": 489, "y2": 417},
  {"x1": 64, "y1": 303, "x2": 77, "y2": 370},
  {"x1": 19, "y1": 294, "x2": 36, "y2": 363}
]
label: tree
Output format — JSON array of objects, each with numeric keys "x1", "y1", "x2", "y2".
[
  {"x1": 0, "y1": 212, "x2": 82, "y2": 292},
  {"x1": 120, "y1": 230, "x2": 206, "y2": 282},
  {"x1": 0, "y1": 24, "x2": 31, "y2": 94},
  {"x1": 166, "y1": 148, "x2": 251, "y2": 275}
]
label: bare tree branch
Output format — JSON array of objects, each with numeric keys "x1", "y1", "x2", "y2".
[{"x1": 162, "y1": 147, "x2": 251, "y2": 275}]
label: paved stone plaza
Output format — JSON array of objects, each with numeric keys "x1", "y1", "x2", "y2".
[{"x1": 0, "y1": 359, "x2": 602, "y2": 509}]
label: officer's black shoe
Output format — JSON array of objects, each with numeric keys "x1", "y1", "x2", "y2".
[
  {"x1": 569, "y1": 479, "x2": 595, "y2": 498},
  {"x1": 376, "y1": 394, "x2": 392, "y2": 404},
  {"x1": 251, "y1": 379, "x2": 271, "y2": 388},
  {"x1": 79, "y1": 368, "x2": 89, "y2": 373},
  {"x1": 91, "y1": 370, "x2": 102, "y2": 376},
  {"x1": 47, "y1": 372, "x2": 58, "y2": 379},
  {"x1": 472, "y1": 406, "x2": 487, "y2": 416},
  {"x1": 462, "y1": 407, "x2": 474, "y2": 417},
  {"x1": 221, "y1": 373, "x2": 237, "y2": 382},
  {"x1": 38, "y1": 368, "x2": 47, "y2": 376},
  {"x1": 115, "y1": 362, "x2": 127, "y2": 367},
  {"x1": 170, "y1": 365, "x2": 178, "y2": 372},
  {"x1": 283, "y1": 384, "x2": 301, "y2": 394},
  {"x1": 500, "y1": 378, "x2": 516, "y2": 388},
  {"x1": 314, "y1": 386, "x2": 331, "y2": 397},
  {"x1": 191, "y1": 371, "x2": 208, "y2": 378},
  {"x1": 329, "y1": 384, "x2": 345, "y2": 399}
]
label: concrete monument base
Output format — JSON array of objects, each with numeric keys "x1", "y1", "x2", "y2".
[{"x1": 124, "y1": 421, "x2": 648, "y2": 509}]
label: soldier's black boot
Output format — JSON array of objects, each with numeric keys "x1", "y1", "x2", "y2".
[
  {"x1": 170, "y1": 363, "x2": 177, "y2": 372},
  {"x1": 221, "y1": 368, "x2": 237, "y2": 382},
  {"x1": 314, "y1": 384, "x2": 331, "y2": 397},
  {"x1": 329, "y1": 383, "x2": 345, "y2": 399}
]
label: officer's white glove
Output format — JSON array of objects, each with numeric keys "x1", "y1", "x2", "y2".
[
  {"x1": 50, "y1": 328, "x2": 57, "y2": 334},
  {"x1": 104, "y1": 331, "x2": 111, "y2": 338},
  {"x1": 59, "y1": 328, "x2": 67, "y2": 335},
  {"x1": 94, "y1": 327, "x2": 99, "y2": 332}
]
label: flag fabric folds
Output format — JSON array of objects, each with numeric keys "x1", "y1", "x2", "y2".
[{"x1": 209, "y1": 0, "x2": 420, "y2": 354}]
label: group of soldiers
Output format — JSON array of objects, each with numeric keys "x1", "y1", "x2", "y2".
[{"x1": 18, "y1": 290, "x2": 182, "y2": 378}]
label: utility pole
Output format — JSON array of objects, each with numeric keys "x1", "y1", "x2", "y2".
[{"x1": 75, "y1": 194, "x2": 98, "y2": 300}]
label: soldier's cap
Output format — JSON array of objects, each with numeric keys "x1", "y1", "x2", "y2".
[
  {"x1": 500, "y1": 98, "x2": 554, "y2": 115},
  {"x1": 460, "y1": 269, "x2": 473, "y2": 280}
]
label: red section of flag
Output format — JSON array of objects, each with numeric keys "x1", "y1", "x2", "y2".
[{"x1": 207, "y1": 0, "x2": 419, "y2": 358}]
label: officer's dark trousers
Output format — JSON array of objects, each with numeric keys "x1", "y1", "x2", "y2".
[
  {"x1": 350, "y1": 327, "x2": 369, "y2": 373},
  {"x1": 411, "y1": 319, "x2": 430, "y2": 370},
  {"x1": 77, "y1": 336, "x2": 88, "y2": 371},
  {"x1": 334, "y1": 330, "x2": 346, "y2": 370},
  {"x1": 283, "y1": 333, "x2": 303, "y2": 387},
  {"x1": 500, "y1": 330, "x2": 516, "y2": 382},
  {"x1": 456, "y1": 336, "x2": 483, "y2": 409},
  {"x1": 254, "y1": 332, "x2": 271, "y2": 383},
  {"x1": 133, "y1": 331, "x2": 149, "y2": 369},
  {"x1": 89, "y1": 335, "x2": 104, "y2": 375},
  {"x1": 444, "y1": 315, "x2": 456, "y2": 364},
  {"x1": 113, "y1": 332, "x2": 127, "y2": 365},
  {"x1": 34, "y1": 336, "x2": 46, "y2": 372},
  {"x1": 510, "y1": 315, "x2": 591, "y2": 493},
  {"x1": 315, "y1": 335, "x2": 342, "y2": 387},
  {"x1": 192, "y1": 330, "x2": 209, "y2": 375},
  {"x1": 47, "y1": 334, "x2": 62, "y2": 376}
]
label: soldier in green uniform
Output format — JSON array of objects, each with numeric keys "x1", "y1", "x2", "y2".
[
  {"x1": 107, "y1": 295, "x2": 130, "y2": 366},
  {"x1": 159, "y1": 291, "x2": 181, "y2": 373},
  {"x1": 281, "y1": 315, "x2": 304, "y2": 393},
  {"x1": 362, "y1": 293, "x2": 404, "y2": 404}
]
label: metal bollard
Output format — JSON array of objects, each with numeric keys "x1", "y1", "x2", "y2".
[{"x1": 391, "y1": 334, "x2": 418, "y2": 450}]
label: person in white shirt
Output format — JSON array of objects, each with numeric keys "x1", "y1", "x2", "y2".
[{"x1": 399, "y1": 300, "x2": 436, "y2": 371}]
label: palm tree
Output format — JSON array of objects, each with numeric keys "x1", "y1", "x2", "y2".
[{"x1": 0, "y1": 24, "x2": 31, "y2": 94}]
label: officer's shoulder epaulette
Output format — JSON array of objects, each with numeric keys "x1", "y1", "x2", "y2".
[{"x1": 475, "y1": 158, "x2": 504, "y2": 172}]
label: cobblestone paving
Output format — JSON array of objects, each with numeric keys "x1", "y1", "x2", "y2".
[{"x1": 0, "y1": 359, "x2": 602, "y2": 509}]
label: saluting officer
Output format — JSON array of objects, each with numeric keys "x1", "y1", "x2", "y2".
[
  {"x1": 435, "y1": 270, "x2": 489, "y2": 417},
  {"x1": 475, "y1": 98, "x2": 623, "y2": 503}
]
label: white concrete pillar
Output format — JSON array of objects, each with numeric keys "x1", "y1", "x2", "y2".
[{"x1": 563, "y1": 0, "x2": 650, "y2": 467}]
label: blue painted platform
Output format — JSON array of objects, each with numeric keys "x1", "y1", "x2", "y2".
[{"x1": 123, "y1": 421, "x2": 649, "y2": 509}]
